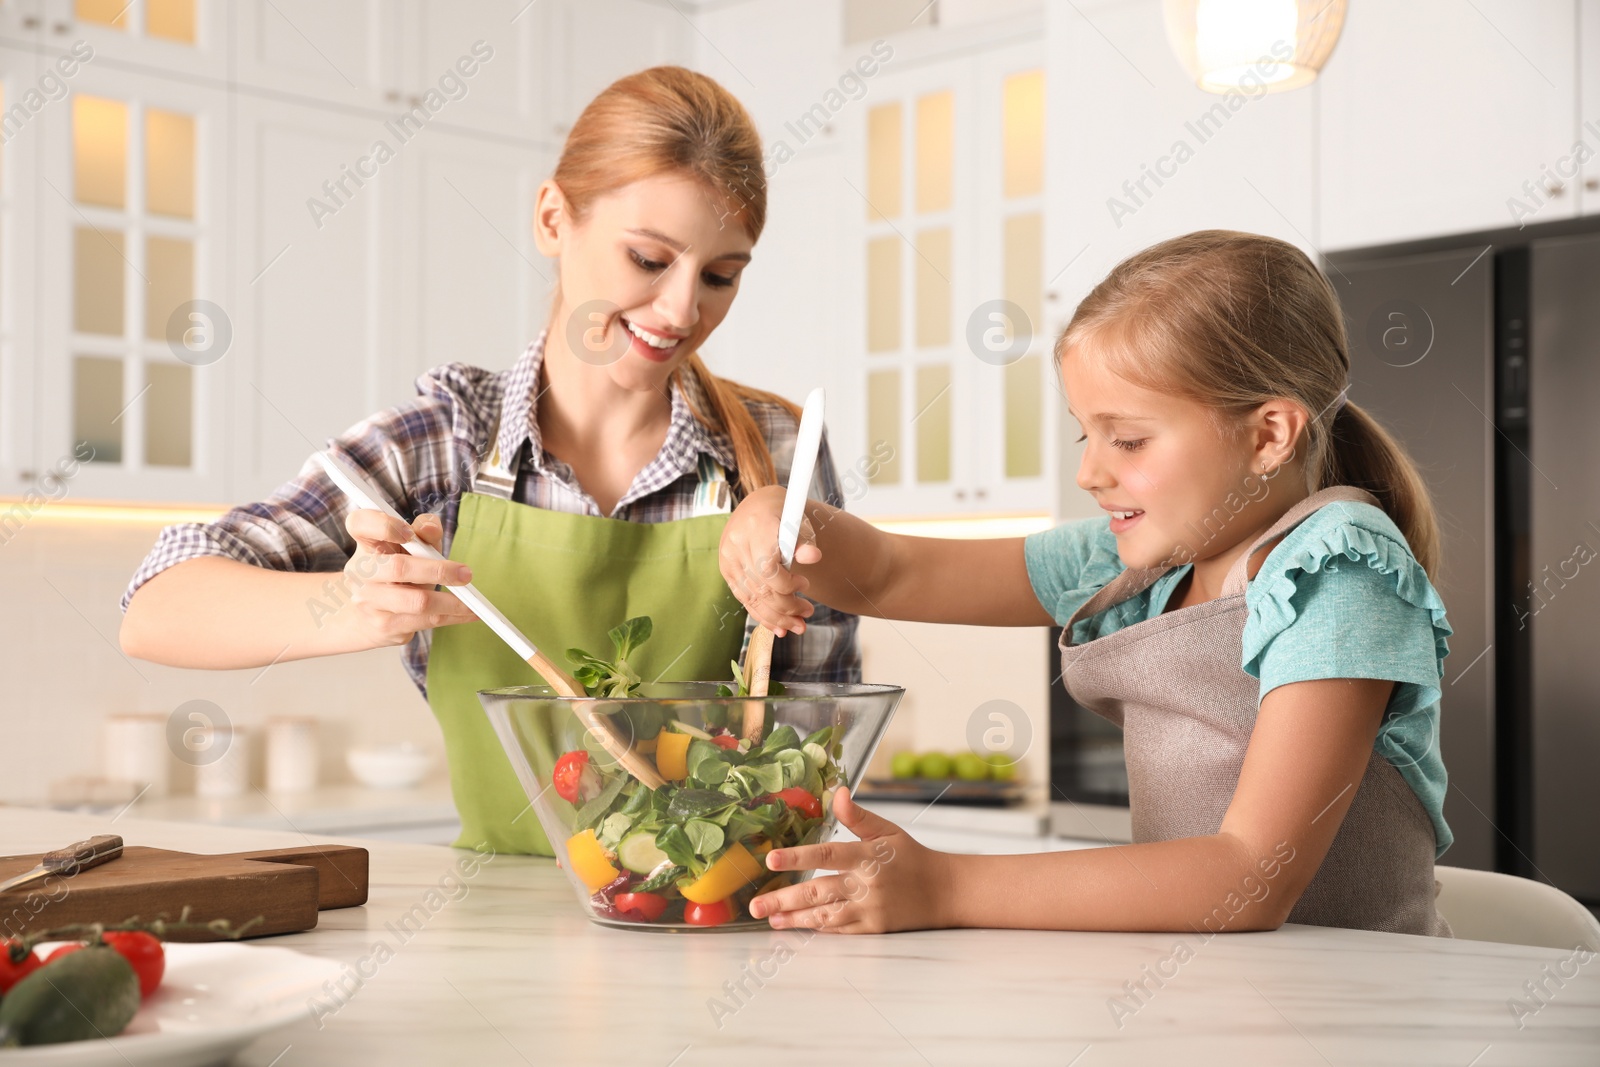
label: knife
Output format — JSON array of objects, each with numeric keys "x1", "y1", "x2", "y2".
[{"x1": 0, "y1": 834, "x2": 124, "y2": 894}]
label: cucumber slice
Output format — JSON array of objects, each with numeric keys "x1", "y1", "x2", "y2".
[
  {"x1": 669, "y1": 719, "x2": 713, "y2": 741},
  {"x1": 617, "y1": 830, "x2": 670, "y2": 874}
]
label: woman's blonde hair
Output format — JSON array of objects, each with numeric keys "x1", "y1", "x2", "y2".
[
  {"x1": 1056, "y1": 230, "x2": 1441, "y2": 577},
  {"x1": 548, "y1": 65, "x2": 799, "y2": 493}
]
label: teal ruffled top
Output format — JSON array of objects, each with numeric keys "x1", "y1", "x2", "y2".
[{"x1": 1026, "y1": 500, "x2": 1454, "y2": 859}]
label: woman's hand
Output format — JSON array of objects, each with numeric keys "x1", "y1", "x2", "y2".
[
  {"x1": 718, "y1": 484, "x2": 822, "y2": 636},
  {"x1": 340, "y1": 509, "x2": 478, "y2": 648},
  {"x1": 749, "y1": 789, "x2": 956, "y2": 933}
]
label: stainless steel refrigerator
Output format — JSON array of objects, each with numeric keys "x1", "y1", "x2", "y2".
[
  {"x1": 1050, "y1": 216, "x2": 1600, "y2": 903},
  {"x1": 1327, "y1": 218, "x2": 1600, "y2": 903}
]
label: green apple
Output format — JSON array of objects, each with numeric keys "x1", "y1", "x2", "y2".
[
  {"x1": 985, "y1": 752, "x2": 1019, "y2": 781},
  {"x1": 890, "y1": 750, "x2": 920, "y2": 779},
  {"x1": 917, "y1": 751, "x2": 952, "y2": 779},
  {"x1": 953, "y1": 752, "x2": 990, "y2": 781}
]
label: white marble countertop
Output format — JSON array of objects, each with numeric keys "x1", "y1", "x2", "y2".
[
  {"x1": 3, "y1": 806, "x2": 1597, "y2": 1065},
  {"x1": 57, "y1": 783, "x2": 1086, "y2": 848}
]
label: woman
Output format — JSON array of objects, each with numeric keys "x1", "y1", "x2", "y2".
[{"x1": 120, "y1": 67, "x2": 861, "y2": 856}]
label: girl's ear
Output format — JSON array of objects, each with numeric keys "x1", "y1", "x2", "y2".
[
  {"x1": 1251, "y1": 398, "x2": 1309, "y2": 470},
  {"x1": 532, "y1": 179, "x2": 567, "y2": 257}
]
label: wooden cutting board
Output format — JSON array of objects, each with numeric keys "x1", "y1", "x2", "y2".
[{"x1": 0, "y1": 843, "x2": 368, "y2": 941}]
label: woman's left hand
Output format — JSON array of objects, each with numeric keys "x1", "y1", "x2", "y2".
[{"x1": 749, "y1": 789, "x2": 956, "y2": 933}]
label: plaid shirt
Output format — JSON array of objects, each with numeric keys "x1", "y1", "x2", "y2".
[{"x1": 122, "y1": 332, "x2": 861, "y2": 693}]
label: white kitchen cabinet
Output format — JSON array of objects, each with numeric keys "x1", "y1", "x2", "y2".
[
  {"x1": 387, "y1": 128, "x2": 551, "y2": 394},
  {"x1": 227, "y1": 96, "x2": 403, "y2": 501},
  {"x1": 30, "y1": 62, "x2": 233, "y2": 501},
  {"x1": 37, "y1": 0, "x2": 229, "y2": 83},
  {"x1": 228, "y1": 0, "x2": 399, "y2": 113},
  {"x1": 395, "y1": 0, "x2": 545, "y2": 146},
  {"x1": 537, "y1": 0, "x2": 689, "y2": 141},
  {"x1": 5, "y1": 0, "x2": 690, "y2": 505},
  {"x1": 844, "y1": 24, "x2": 1055, "y2": 519},
  {"x1": 229, "y1": 100, "x2": 550, "y2": 503},
  {"x1": 1317, "y1": 0, "x2": 1579, "y2": 249},
  {"x1": 1582, "y1": 0, "x2": 1600, "y2": 218}
]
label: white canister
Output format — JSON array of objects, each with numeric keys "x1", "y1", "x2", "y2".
[
  {"x1": 266, "y1": 717, "x2": 319, "y2": 793},
  {"x1": 194, "y1": 725, "x2": 251, "y2": 797},
  {"x1": 102, "y1": 714, "x2": 170, "y2": 798}
]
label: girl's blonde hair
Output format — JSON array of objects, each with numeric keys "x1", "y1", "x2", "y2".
[
  {"x1": 549, "y1": 65, "x2": 799, "y2": 493},
  {"x1": 1056, "y1": 230, "x2": 1441, "y2": 577}
]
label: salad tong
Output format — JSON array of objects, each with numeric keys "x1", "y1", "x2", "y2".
[{"x1": 313, "y1": 450, "x2": 666, "y2": 789}]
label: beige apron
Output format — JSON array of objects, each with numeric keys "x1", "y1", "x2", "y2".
[{"x1": 1058, "y1": 485, "x2": 1451, "y2": 936}]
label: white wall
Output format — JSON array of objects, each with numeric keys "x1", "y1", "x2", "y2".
[{"x1": 1, "y1": 513, "x2": 435, "y2": 806}]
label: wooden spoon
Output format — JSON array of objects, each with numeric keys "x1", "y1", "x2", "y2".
[
  {"x1": 315, "y1": 451, "x2": 665, "y2": 789},
  {"x1": 739, "y1": 387, "x2": 826, "y2": 743}
]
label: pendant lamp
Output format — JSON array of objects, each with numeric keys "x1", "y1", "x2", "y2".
[{"x1": 1164, "y1": 0, "x2": 1347, "y2": 94}]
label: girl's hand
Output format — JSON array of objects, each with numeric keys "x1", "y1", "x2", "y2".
[
  {"x1": 341, "y1": 509, "x2": 477, "y2": 648},
  {"x1": 749, "y1": 789, "x2": 955, "y2": 933},
  {"x1": 718, "y1": 484, "x2": 822, "y2": 636}
]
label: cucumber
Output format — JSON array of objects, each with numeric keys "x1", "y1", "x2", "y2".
[
  {"x1": 0, "y1": 946, "x2": 140, "y2": 1047},
  {"x1": 617, "y1": 830, "x2": 670, "y2": 874},
  {"x1": 669, "y1": 719, "x2": 712, "y2": 741}
]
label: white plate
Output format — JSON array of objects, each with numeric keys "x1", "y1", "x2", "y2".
[{"x1": 1, "y1": 942, "x2": 343, "y2": 1066}]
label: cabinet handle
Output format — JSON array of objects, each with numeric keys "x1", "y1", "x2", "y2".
[
  {"x1": 975, "y1": 488, "x2": 988, "y2": 499},
  {"x1": 53, "y1": 21, "x2": 70, "y2": 34},
  {"x1": 22, "y1": 15, "x2": 39, "y2": 29},
  {"x1": 17, "y1": 470, "x2": 34, "y2": 482},
  {"x1": 954, "y1": 489, "x2": 967, "y2": 500},
  {"x1": 1587, "y1": 178, "x2": 1599, "y2": 192},
  {"x1": 385, "y1": 90, "x2": 401, "y2": 103},
  {"x1": 1546, "y1": 182, "x2": 1565, "y2": 198}
]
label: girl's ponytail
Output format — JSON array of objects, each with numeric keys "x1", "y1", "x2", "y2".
[{"x1": 1324, "y1": 403, "x2": 1441, "y2": 576}]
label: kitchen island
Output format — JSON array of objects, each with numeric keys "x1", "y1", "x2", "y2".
[{"x1": 3, "y1": 807, "x2": 1596, "y2": 1065}]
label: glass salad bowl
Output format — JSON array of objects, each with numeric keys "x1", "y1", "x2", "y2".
[{"x1": 479, "y1": 682, "x2": 903, "y2": 931}]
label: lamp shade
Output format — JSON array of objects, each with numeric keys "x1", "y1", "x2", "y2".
[{"x1": 1163, "y1": 0, "x2": 1347, "y2": 94}]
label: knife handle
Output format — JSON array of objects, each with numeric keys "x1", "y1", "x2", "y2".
[{"x1": 42, "y1": 834, "x2": 124, "y2": 875}]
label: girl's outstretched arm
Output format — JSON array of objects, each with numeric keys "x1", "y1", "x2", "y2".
[
  {"x1": 750, "y1": 677, "x2": 1394, "y2": 933},
  {"x1": 719, "y1": 485, "x2": 1054, "y2": 634}
]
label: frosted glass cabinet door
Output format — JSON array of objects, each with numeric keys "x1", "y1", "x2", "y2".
[
  {"x1": 848, "y1": 33, "x2": 1052, "y2": 519},
  {"x1": 44, "y1": 0, "x2": 228, "y2": 81},
  {"x1": 31, "y1": 65, "x2": 228, "y2": 501}
]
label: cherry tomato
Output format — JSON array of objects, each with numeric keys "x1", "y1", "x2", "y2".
[
  {"x1": 552, "y1": 750, "x2": 592, "y2": 804},
  {"x1": 766, "y1": 786, "x2": 823, "y2": 820},
  {"x1": 710, "y1": 735, "x2": 740, "y2": 751},
  {"x1": 683, "y1": 898, "x2": 733, "y2": 927},
  {"x1": 44, "y1": 942, "x2": 86, "y2": 965},
  {"x1": 103, "y1": 931, "x2": 165, "y2": 998},
  {"x1": 613, "y1": 892, "x2": 669, "y2": 923},
  {"x1": 0, "y1": 941, "x2": 41, "y2": 993}
]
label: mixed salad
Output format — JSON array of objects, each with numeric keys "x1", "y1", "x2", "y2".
[{"x1": 551, "y1": 618, "x2": 842, "y2": 927}]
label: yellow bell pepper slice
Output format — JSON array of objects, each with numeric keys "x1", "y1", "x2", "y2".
[
  {"x1": 680, "y1": 841, "x2": 772, "y2": 904},
  {"x1": 566, "y1": 828, "x2": 620, "y2": 892},
  {"x1": 654, "y1": 730, "x2": 691, "y2": 780}
]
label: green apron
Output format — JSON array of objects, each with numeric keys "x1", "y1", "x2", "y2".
[{"x1": 426, "y1": 449, "x2": 747, "y2": 855}]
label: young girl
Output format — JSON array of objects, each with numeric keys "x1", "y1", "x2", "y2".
[
  {"x1": 119, "y1": 67, "x2": 860, "y2": 857},
  {"x1": 720, "y1": 230, "x2": 1454, "y2": 936}
]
